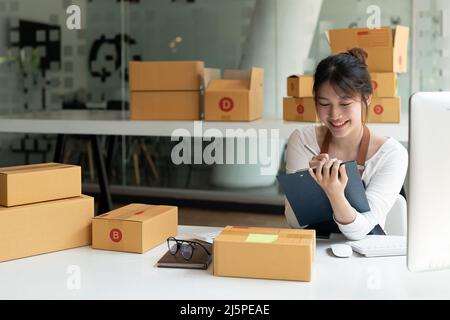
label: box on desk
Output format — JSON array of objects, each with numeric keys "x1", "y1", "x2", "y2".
[
  {"x1": 287, "y1": 75, "x2": 314, "y2": 97},
  {"x1": 367, "y1": 97, "x2": 401, "y2": 123},
  {"x1": 327, "y1": 26, "x2": 409, "y2": 73},
  {"x1": 92, "y1": 204, "x2": 178, "y2": 253},
  {"x1": 283, "y1": 97, "x2": 318, "y2": 122},
  {"x1": 0, "y1": 195, "x2": 94, "y2": 263},
  {"x1": 0, "y1": 163, "x2": 81, "y2": 207},
  {"x1": 204, "y1": 68, "x2": 264, "y2": 121},
  {"x1": 214, "y1": 226, "x2": 315, "y2": 281}
]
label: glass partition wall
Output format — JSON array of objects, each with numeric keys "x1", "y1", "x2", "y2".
[{"x1": 0, "y1": 0, "x2": 447, "y2": 205}]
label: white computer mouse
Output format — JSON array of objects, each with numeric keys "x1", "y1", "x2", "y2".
[{"x1": 330, "y1": 244, "x2": 353, "y2": 258}]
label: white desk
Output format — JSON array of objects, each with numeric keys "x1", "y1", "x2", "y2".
[
  {"x1": 0, "y1": 110, "x2": 409, "y2": 141},
  {"x1": 0, "y1": 225, "x2": 448, "y2": 300}
]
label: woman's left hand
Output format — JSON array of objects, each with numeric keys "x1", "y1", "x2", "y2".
[{"x1": 308, "y1": 159, "x2": 348, "y2": 198}]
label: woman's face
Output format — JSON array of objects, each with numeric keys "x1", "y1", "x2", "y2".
[{"x1": 316, "y1": 81, "x2": 368, "y2": 138}]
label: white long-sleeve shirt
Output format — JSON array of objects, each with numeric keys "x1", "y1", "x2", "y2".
[{"x1": 284, "y1": 125, "x2": 408, "y2": 240}]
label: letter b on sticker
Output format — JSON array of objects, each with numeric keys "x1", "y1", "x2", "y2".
[{"x1": 110, "y1": 229, "x2": 122, "y2": 242}]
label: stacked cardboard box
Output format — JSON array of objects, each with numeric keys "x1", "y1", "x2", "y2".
[
  {"x1": 92, "y1": 203, "x2": 178, "y2": 253},
  {"x1": 214, "y1": 226, "x2": 315, "y2": 281},
  {"x1": 129, "y1": 61, "x2": 220, "y2": 120},
  {"x1": 204, "y1": 68, "x2": 264, "y2": 121},
  {"x1": 327, "y1": 25, "x2": 409, "y2": 123},
  {"x1": 0, "y1": 163, "x2": 93, "y2": 263},
  {"x1": 283, "y1": 75, "x2": 317, "y2": 122}
]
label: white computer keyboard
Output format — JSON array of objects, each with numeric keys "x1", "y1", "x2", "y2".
[{"x1": 348, "y1": 235, "x2": 406, "y2": 257}]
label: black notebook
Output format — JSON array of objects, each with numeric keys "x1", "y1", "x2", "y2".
[
  {"x1": 156, "y1": 240, "x2": 212, "y2": 270},
  {"x1": 277, "y1": 161, "x2": 371, "y2": 226}
]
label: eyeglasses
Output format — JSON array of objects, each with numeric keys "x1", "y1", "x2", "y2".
[{"x1": 167, "y1": 237, "x2": 212, "y2": 261}]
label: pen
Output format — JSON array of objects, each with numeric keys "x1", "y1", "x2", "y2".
[
  {"x1": 304, "y1": 144, "x2": 318, "y2": 157},
  {"x1": 304, "y1": 144, "x2": 365, "y2": 171}
]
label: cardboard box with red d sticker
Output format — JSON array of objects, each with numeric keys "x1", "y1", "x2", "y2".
[
  {"x1": 370, "y1": 73, "x2": 397, "y2": 97},
  {"x1": 283, "y1": 97, "x2": 317, "y2": 122},
  {"x1": 367, "y1": 97, "x2": 401, "y2": 123},
  {"x1": 204, "y1": 68, "x2": 264, "y2": 121},
  {"x1": 92, "y1": 204, "x2": 178, "y2": 253},
  {"x1": 214, "y1": 226, "x2": 315, "y2": 281}
]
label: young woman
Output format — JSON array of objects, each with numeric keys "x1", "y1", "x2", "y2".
[{"x1": 284, "y1": 48, "x2": 408, "y2": 240}]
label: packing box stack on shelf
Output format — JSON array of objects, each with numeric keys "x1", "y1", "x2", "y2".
[
  {"x1": 283, "y1": 75, "x2": 317, "y2": 122},
  {"x1": 0, "y1": 163, "x2": 93, "y2": 263},
  {"x1": 327, "y1": 25, "x2": 409, "y2": 123},
  {"x1": 214, "y1": 226, "x2": 315, "y2": 281},
  {"x1": 204, "y1": 67, "x2": 264, "y2": 121},
  {"x1": 92, "y1": 203, "x2": 178, "y2": 253},
  {"x1": 129, "y1": 61, "x2": 220, "y2": 120}
]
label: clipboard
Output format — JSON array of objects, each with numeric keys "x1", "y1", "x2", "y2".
[{"x1": 277, "y1": 161, "x2": 370, "y2": 226}]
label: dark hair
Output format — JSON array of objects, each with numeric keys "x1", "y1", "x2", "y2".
[{"x1": 313, "y1": 47, "x2": 373, "y2": 122}]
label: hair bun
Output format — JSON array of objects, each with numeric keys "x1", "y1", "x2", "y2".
[{"x1": 346, "y1": 47, "x2": 368, "y2": 66}]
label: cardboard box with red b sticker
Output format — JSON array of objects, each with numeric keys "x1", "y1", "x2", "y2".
[
  {"x1": 204, "y1": 68, "x2": 264, "y2": 121},
  {"x1": 367, "y1": 97, "x2": 401, "y2": 123},
  {"x1": 92, "y1": 204, "x2": 178, "y2": 253},
  {"x1": 283, "y1": 97, "x2": 317, "y2": 122}
]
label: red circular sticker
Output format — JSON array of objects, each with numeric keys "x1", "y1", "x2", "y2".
[
  {"x1": 219, "y1": 97, "x2": 234, "y2": 112},
  {"x1": 373, "y1": 104, "x2": 384, "y2": 115},
  {"x1": 110, "y1": 229, "x2": 122, "y2": 243},
  {"x1": 296, "y1": 104, "x2": 304, "y2": 114},
  {"x1": 372, "y1": 80, "x2": 378, "y2": 91}
]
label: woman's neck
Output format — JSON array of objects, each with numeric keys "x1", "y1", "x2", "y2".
[{"x1": 331, "y1": 124, "x2": 364, "y2": 153}]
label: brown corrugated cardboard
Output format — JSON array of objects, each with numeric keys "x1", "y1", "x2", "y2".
[
  {"x1": 367, "y1": 97, "x2": 401, "y2": 123},
  {"x1": 129, "y1": 61, "x2": 220, "y2": 120},
  {"x1": 283, "y1": 97, "x2": 318, "y2": 122},
  {"x1": 92, "y1": 204, "x2": 178, "y2": 253},
  {"x1": 0, "y1": 195, "x2": 94, "y2": 263},
  {"x1": 287, "y1": 75, "x2": 314, "y2": 97},
  {"x1": 214, "y1": 226, "x2": 315, "y2": 281},
  {"x1": 0, "y1": 163, "x2": 81, "y2": 207},
  {"x1": 204, "y1": 68, "x2": 264, "y2": 121},
  {"x1": 130, "y1": 91, "x2": 200, "y2": 120},
  {"x1": 370, "y1": 73, "x2": 397, "y2": 97},
  {"x1": 328, "y1": 26, "x2": 409, "y2": 73},
  {"x1": 129, "y1": 61, "x2": 205, "y2": 91}
]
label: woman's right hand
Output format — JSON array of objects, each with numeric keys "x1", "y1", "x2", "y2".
[{"x1": 309, "y1": 153, "x2": 332, "y2": 169}]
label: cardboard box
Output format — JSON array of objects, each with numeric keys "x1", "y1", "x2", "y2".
[
  {"x1": 214, "y1": 226, "x2": 315, "y2": 281},
  {"x1": 129, "y1": 62, "x2": 220, "y2": 120},
  {"x1": 0, "y1": 163, "x2": 81, "y2": 207},
  {"x1": 287, "y1": 75, "x2": 314, "y2": 97},
  {"x1": 205, "y1": 68, "x2": 264, "y2": 121},
  {"x1": 283, "y1": 97, "x2": 318, "y2": 122},
  {"x1": 367, "y1": 97, "x2": 401, "y2": 123},
  {"x1": 129, "y1": 61, "x2": 205, "y2": 91},
  {"x1": 0, "y1": 195, "x2": 94, "y2": 263},
  {"x1": 130, "y1": 91, "x2": 200, "y2": 120},
  {"x1": 327, "y1": 26, "x2": 409, "y2": 73},
  {"x1": 92, "y1": 204, "x2": 178, "y2": 253},
  {"x1": 370, "y1": 73, "x2": 397, "y2": 97}
]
